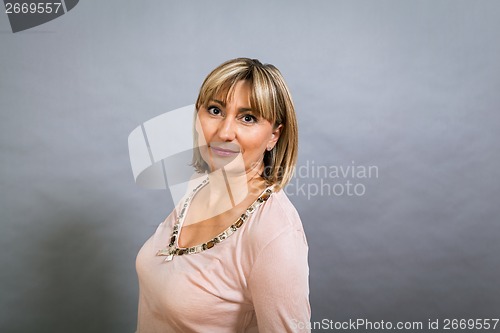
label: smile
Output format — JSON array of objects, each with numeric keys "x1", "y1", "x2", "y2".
[{"x1": 210, "y1": 146, "x2": 240, "y2": 157}]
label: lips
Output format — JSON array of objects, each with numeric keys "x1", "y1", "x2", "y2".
[{"x1": 210, "y1": 145, "x2": 240, "y2": 157}]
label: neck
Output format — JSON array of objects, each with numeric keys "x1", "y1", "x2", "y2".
[
  {"x1": 206, "y1": 163, "x2": 265, "y2": 208},
  {"x1": 183, "y1": 160, "x2": 268, "y2": 224}
]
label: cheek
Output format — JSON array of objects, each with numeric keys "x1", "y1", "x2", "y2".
[
  {"x1": 241, "y1": 129, "x2": 272, "y2": 156},
  {"x1": 197, "y1": 115, "x2": 215, "y2": 141}
]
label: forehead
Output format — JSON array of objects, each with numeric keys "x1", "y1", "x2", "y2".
[{"x1": 212, "y1": 80, "x2": 251, "y2": 106}]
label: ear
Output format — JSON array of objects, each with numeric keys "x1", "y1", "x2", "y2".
[{"x1": 267, "y1": 124, "x2": 283, "y2": 150}]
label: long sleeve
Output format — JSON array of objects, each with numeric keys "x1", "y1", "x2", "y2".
[{"x1": 248, "y1": 228, "x2": 311, "y2": 332}]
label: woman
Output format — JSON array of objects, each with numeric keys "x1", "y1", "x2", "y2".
[{"x1": 136, "y1": 58, "x2": 310, "y2": 332}]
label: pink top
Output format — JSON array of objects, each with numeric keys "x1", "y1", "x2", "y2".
[{"x1": 135, "y1": 189, "x2": 310, "y2": 333}]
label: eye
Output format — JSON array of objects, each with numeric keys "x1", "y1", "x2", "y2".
[
  {"x1": 207, "y1": 106, "x2": 222, "y2": 116},
  {"x1": 241, "y1": 114, "x2": 258, "y2": 124}
]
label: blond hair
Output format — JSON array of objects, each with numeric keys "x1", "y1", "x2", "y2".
[{"x1": 192, "y1": 58, "x2": 298, "y2": 190}]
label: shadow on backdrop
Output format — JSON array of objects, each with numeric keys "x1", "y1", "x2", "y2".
[{"x1": 2, "y1": 209, "x2": 120, "y2": 333}]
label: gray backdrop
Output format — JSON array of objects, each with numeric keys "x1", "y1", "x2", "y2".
[{"x1": 1, "y1": 1, "x2": 499, "y2": 332}]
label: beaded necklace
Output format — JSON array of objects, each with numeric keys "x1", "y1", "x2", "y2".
[{"x1": 157, "y1": 178, "x2": 274, "y2": 262}]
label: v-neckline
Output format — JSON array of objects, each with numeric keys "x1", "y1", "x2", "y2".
[{"x1": 156, "y1": 178, "x2": 274, "y2": 261}]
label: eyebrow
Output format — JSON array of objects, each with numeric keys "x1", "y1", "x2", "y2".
[{"x1": 210, "y1": 99, "x2": 253, "y2": 113}]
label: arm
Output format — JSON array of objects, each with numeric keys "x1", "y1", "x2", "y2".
[{"x1": 248, "y1": 229, "x2": 311, "y2": 333}]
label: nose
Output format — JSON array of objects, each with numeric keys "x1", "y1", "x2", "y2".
[{"x1": 217, "y1": 117, "x2": 237, "y2": 141}]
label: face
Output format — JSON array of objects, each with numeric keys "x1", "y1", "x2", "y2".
[{"x1": 196, "y1": 80, "x2": 281, "y2": 177}]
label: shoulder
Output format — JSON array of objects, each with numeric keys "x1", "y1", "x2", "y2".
[
  {"x1": 244, "y1": 189, "x2": 307, "y2": 253},
  {"x1": 243, "y1": 190, "x2": 311, "y2": 326},
  {"x1": 251, "y1": 189, "x2": 304, "y2": 230}
]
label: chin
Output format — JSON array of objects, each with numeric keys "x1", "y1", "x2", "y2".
[{"x1": 207, "y1": 158, "x2": 249, "y2": 176}]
